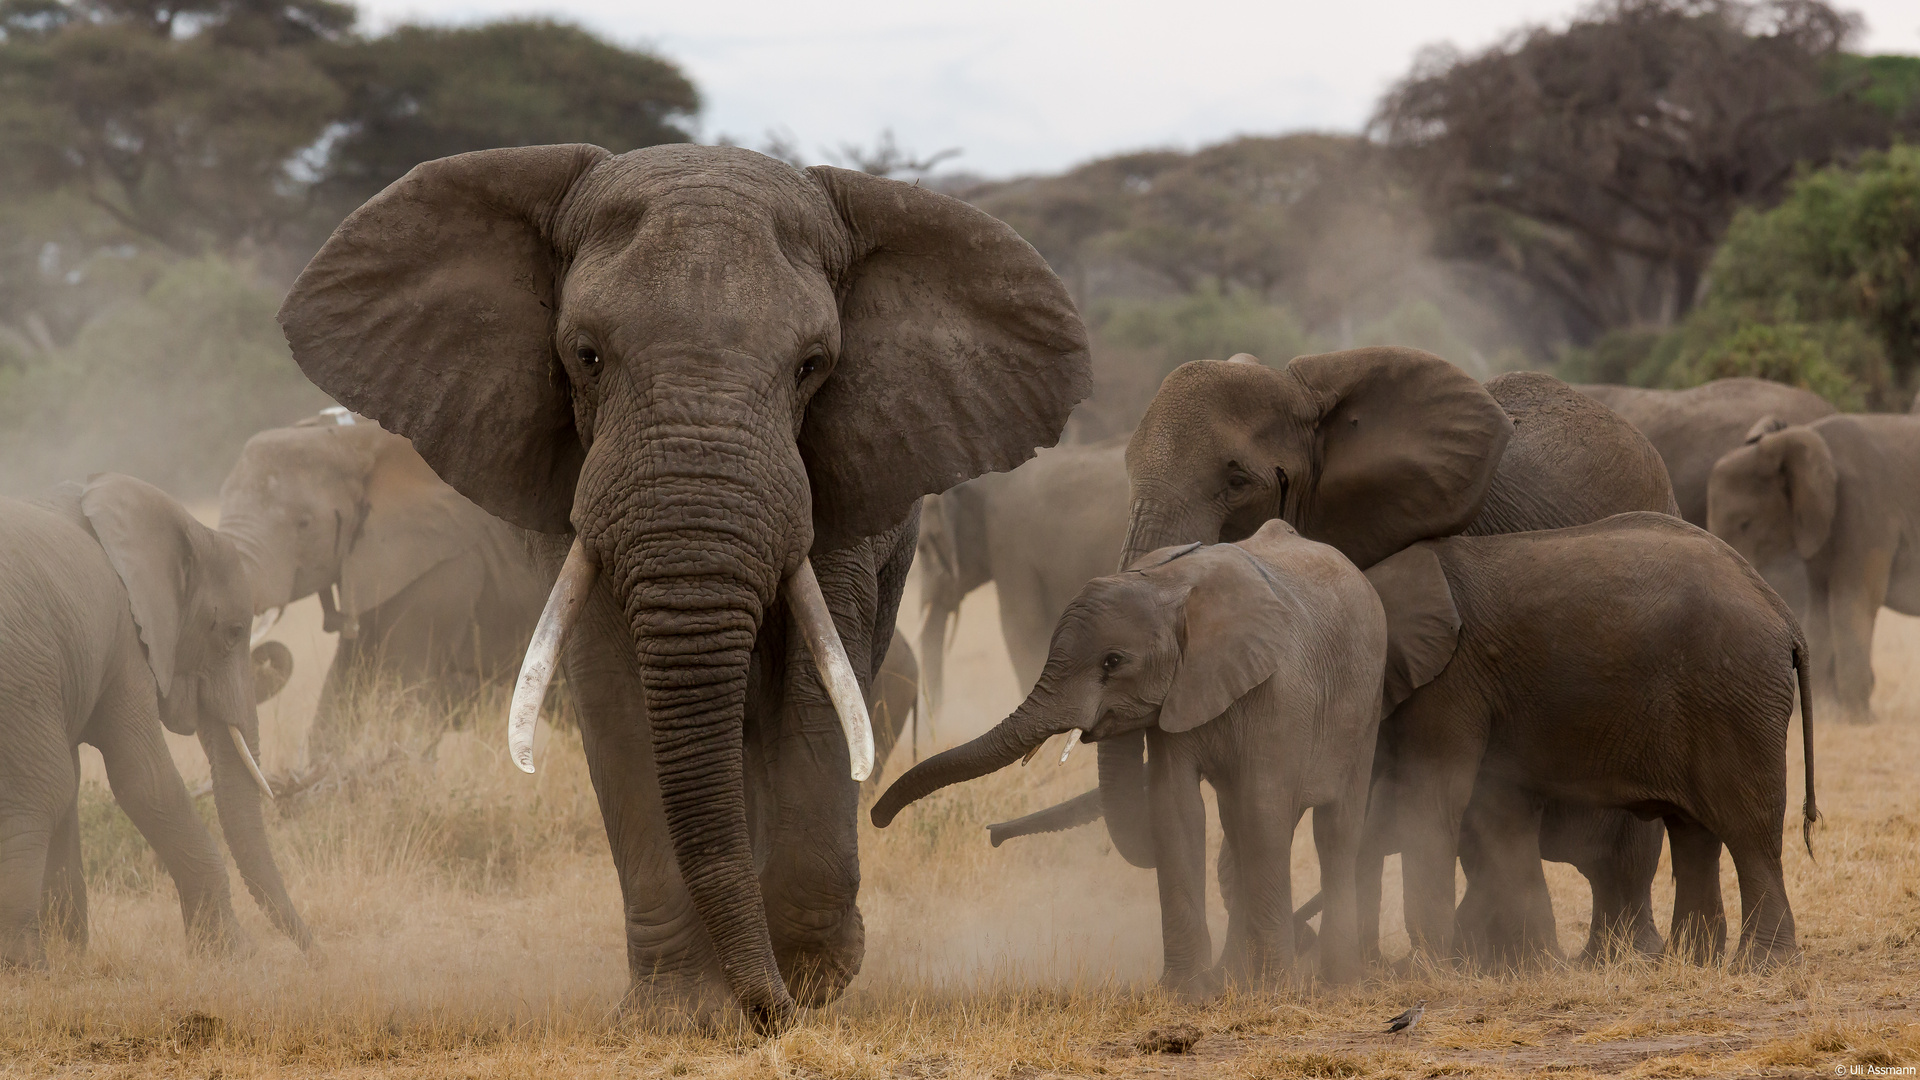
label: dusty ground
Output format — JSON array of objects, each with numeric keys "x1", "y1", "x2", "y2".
[{"x1": 10, "y1": 559, "x2": 1920, "y2": 1079}]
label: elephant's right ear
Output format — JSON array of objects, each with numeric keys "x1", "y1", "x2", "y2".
[
  {"x1": 801, "y1": 167, "x2": 1092, "y2": 549},
  {"x1": 1770, "y1": 428, "x2": 1837, "y2": 558},
  {"x1": 251, "y1": 641, "x2": 294, "y2": 705},
  {"x1": 80, "y1": 474, "x2": 198, "y2": 699},
  {"x1": 1745, "y1": 415, "x2": 1790, "y2": 444},
  {"x1": 1288, "y1": 347, "x2": 1512, "y2": 570},
  {"x1": 1363, "y1": 543, "x2": 1460, "y2": 715},
  {"x1": 279, "y1": 144, "x2": 612, "y2": 534}
]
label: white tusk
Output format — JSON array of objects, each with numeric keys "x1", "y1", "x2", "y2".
[
  {"x1": 228, "y1": 725, "x2": 275, "y2": 801},
  {"x1": 1021, "y1": 739, "x2": 1046, "y2": 767},
  {"x1": 1059, "y1": 728, "x2": 1082, "y2": 765},
  {"x1": 507, "y1": 538, "x2": 596, "y2": 774},
  {"x1": 249, "y1": 607, "x2": 282, "y2": 648},
  {"x1": 786, "y1": 558, "x2": 875, "y2": 782}
]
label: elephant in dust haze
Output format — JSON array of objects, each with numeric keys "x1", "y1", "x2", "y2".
[
  {"x1": 1364, "y1": 512, "x2": 1816, "y2": 965},
  {"x1": 865, "y1": 628, "x2": 919, "y2": 791},
  {"x1": 0, "y1": 476, "x2": 311, "y2": 968},
  {"x1": 877, "y1": 521, "x2": 1408, "y2": 991},
  {"x1": 916, "y1": 440, "x2": 1129, "y2": 723},
  {"x1": 1708, "y1": 413, "x2": 1920, "y2": 726},
  {"x1": 278, "y1": 143, "x2": 1089, "y2": 1030},
  {"x1": 218, "y1": 407, "x2": 552, "y2": 759},
  {"x1": 1014, "y1": 356, "x2": 1676, "y2": 964}
]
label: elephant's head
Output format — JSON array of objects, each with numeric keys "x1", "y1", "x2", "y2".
[
  {"x1": 219, "y1": 412, "x2": 475, "y2": 644},
  {"x1": 277, "y1": 144, "x2": 1088, "y2": 1028},
  {"x1": 1707, "y1": 424, "x2": 1837, "y2": 564},
  {"x1": 76, "y1": 475, "x2": 312, "y2": 950},
  {"x1": 871, "y1": 523, "x2": 1323, "y2": 842}
]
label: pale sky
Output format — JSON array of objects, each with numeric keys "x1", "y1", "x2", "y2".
[{"x1": 358, "y1": 0, "x2": 1920, "y2": 178}]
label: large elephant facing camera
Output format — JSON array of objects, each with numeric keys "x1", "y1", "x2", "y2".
[
  {"x1": 218, "y1": 408, "x2": 551, "y2": 757},
  {"x1": 278, "y1": 144, "x2": 1089, "y2": 1029}
]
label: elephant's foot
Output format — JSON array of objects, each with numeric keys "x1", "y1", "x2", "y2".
[
  {"x1": 1160, "y1": 966, "x2": 1224, "y2": 1003},
  {"x1": 182, "y1": 905, "x2": 252, "y2": 959},
  {"x1": 776, "y1": 946, "x2": 859, "y2": 1009},
  {"x1": 770, "y1": 907, "x2": 864, "y2": 1008},
  {"x1": 0, "y1": 926, "x2": 47, "y2": 972},
  {"x1": 1580, "y1": 919, "x2": 1663, "y2": 965},
  {"x1": 1665, "y1": 917, "x2": 1728, "y2": 966},
  {"x1": 616, "y1": 972, "x2": 742, "y2": 1034}
]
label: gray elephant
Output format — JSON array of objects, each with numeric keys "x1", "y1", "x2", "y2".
[
  {"x1": 218, "y1": 408, "x2": 552, "y2": 757},
  {"x1": 876, "y1": 521, "x2": 1403, "y2": 991},
  {"x1": 1708, "y1": 414, "x2": 1920, "y2": 726},
  {"x1": 917, "y1": 440, "x2": 1129, "y2": 719},
  {"x1": 0, "y1": 475, "x2": 311, "y2": 968},
  {"x1": 1014, "y1": 356, "x2": 1676, "y2": 963},
  {"x1": 1364, "y1": 512, "x2": 1816, "y2": 965},
  {"x1": 277, "y1": 144, "x2": 1089, "y2": 1030},
  {"x1": 865, "y1": 628, "x2": 919, "y2": 790}
]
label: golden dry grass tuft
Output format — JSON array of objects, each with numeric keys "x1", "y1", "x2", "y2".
[{"x1": 9, "y1": 589, "x2": 1920, "y2": 1078}]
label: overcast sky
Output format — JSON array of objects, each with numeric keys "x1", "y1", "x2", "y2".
[{"x1": 358, "y1": 0, "x2": 1920, "y2": 178}]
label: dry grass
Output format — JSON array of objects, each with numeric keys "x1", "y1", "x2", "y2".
[{"x1": 10, "y1": 587, "x2": 1920, "y2": 1078}]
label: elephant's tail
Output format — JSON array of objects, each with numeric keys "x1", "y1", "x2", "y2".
[{"x1": 1795, "y1": 641, "x2": 1819, "y2": 861}]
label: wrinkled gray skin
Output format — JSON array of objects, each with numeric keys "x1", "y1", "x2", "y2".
[
  {"x1": 1708, "y1": 414, "x2": 1920, "y2": 726},
  {"x1": 1366, "y1": 513, "x2": 1816, "y2": 965},
  {"x1": 865, "y1": 629, "x2": 919, "y2": 791},
  {"x1": 218, "y1": 411, "x2": 551, "y2": 758},
  {"x1": 278, "y1": 144, "x2": 1089, "y2": 1030},
  {"x1": 1100, "y1": 358, "x2": 1676, "y2": 965},
  {"x1": 917, "y1": 440, "x2": 1129, "y2": 714},
  {"x1": 0, "y1": 476, "x2": 311, "y2": 968},
  {"x1": 875, "y1": 522, "x2": 1393, "y2": 992}
]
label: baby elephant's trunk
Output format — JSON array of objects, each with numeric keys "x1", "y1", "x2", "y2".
[{"x1": 871, "y1": 703, "x2": 1060, "y2": 827}]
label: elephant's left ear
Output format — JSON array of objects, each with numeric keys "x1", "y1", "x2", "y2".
[
  {"x1": 80, "y1": 474, "x2": 199, "y2": 699},
  {"x1": 802, "y1": 167, "x2": 1092, "y2": 550},
  {"x1": 1364, "y1": 543, "x2": 1461, "y2": 715}
]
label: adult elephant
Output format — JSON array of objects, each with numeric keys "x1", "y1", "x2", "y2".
[
  {"x1": 1575, "y1": 379, "x2": 1835, "y2": 527},
  {"x1": 917, "y1": 440, "x2": 1129, "y2": 721},
  {"x1": 1050, "y1": 358, "x2": 1675, "y2": 963},
  {"x1": 277, "y1": 144, "x2": 1090, "y2": 1030},
  {"x1": 2, "y1": 476, "x2": 310, "y2": 967},
  {"x1": 219, "y1": 407, "x2": 552, "y2": 758},
  {"x1": 1708, "y1": 414, "x2": 1920, "y2": 725}
]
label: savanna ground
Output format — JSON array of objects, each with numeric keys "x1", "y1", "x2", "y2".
[{"x1": 6, "y1": 552, "x2": 1920, "y2": 1079}]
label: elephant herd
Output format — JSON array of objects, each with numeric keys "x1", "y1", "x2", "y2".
[{"x1": 2, "y1": 142, "x2": 1916, "y2": 1033}]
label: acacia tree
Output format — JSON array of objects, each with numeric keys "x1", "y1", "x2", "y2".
[{"x1": 1375, "y1": 0, "x2": 1897, "y2": 341}]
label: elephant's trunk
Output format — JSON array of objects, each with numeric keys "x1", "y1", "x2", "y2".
[
  {"x1": 871, "y1": 699, "x2": 1064, "y2": 827},
  {"x1": 218, "y1": 518, "x2": 299, "y2": 617},
  {"x1": 195, "y1": 676, "x2": 312, "y2": 951},
  {"x1": 1118, "y1": 493, "x2": 1216, "y2": 570},
  {"x1": 1096, "y1": 731, "x2": 1157, "y2": 868}
]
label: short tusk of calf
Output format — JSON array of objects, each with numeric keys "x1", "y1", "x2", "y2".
[
  {"x1": 1059, "y1": 728, "x2": 1082, "y2": 765},
  {"x1": 250, "y1": 607, "x2": 282, "y2": 648},
  {"x1": 786, "y1": 558, "x2": 875, "y2": 782},
  {"x1": 228, "y1": 726, "x2": 275, "y2": 801},
  {"x1": 507, "y1": 538, "x2": 596, "y2": 774}
]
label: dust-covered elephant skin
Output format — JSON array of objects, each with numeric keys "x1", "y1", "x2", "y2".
[
  {"x1": 874, "y1": 521, "x2": 1394, "y2": 994},
  {"x1": 1365, "y1": 512, "x2": 1816, "y2": 967},
  {"x1": 1019, "y1": 355, "x2": 1674, "y2": 965},
  {"x1": 1709, "y1": 413, "x2": 1920, "y2": 726},
  {"x1": 0, "y1": 477, "x2": 310, "y2": 969},
  {"x1": 917, "y1": 440, "x2": 1129, "y2": 713},
  {"x1": 864, "y1": 628, "x2": 919, "y2": 791},
  {"x1": 277, "y1": 144, "x2": 1089, "y2": 1031},
  {"x1": 219, "y1": 411, "x2": 553, "y2": 757},
  {"x1": 1576, "y1": 378, "x2": 1836, "y2": 527}
]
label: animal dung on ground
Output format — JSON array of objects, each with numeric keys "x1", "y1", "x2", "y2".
[{"x1": 1134, "y1": 1023, "x2": 1202, "y2": 1054}]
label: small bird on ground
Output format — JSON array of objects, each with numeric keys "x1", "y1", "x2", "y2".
[{"x1": 1385, "y1": 1000, "x2": 1427, "y2": 1037}]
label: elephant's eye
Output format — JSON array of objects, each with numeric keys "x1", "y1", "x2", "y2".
[
  {"x1": 575, "y1": 345, "x2": 601, "y2": 370},
  {"x1": 1276, "y1": 466, "x2": 1290, "y2": 502},
  {"x1": 796, "y1": 348, "x2": 825, "y2": 385},
  {"x1": 1101, "y1": 652, "x2": 1125, "y2": 675},
  {"x1": 1225, "y1": 469, "x2": 1251, "y2": 492}
]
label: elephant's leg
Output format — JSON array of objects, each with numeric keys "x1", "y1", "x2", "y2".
[
  {"x1": 566, "y1": 587, "x2": 725, "y2": 1017},
  {"x1": 1149, "y1": 746, "x2": 1212, "y2": 994},
  {"x1": 1216, "y1": 780, "x2": 1297, "y2": 990},
  {"x1": 1664, "y1": 815, "x2": 1727, "y2": 964},
  {"x1": 1726, "y1": 830, "x2": 1795, "y2": 964},
  {"x1": 91, "y1": 691, "x2": 245, "y2": 955},
  {"x1": 306, "y1": 637, "x2": 364, "y2": 765},
  {"x1": 38, "y1": 771, "x2": 87, "y2": 951},
  {"x1": 1541, "y1": 804, "x2": 1663, "y2": 962},
  {"x1": 1215, "y1": 831, "x2": 1247, "y2": 961},
  {"x1": 1826, "y1": 551, "x2": 1892, "y2": 725},
  {"x1": 1455, "y1": 779, "x2": 1556, "y2": 967},
  {"x1": 1383, "y1": 693, "x2": 1484, "y2": 962},
  {"x1": 1311, "y1": 767, "x2": 1369, "y2": 986},
  {"x1": 0, "y1": 725, "x2": 71, "y2": 970},
  {"x1": 1354, "y1": 829, "x2": 1388, "y2": 966},
  {"x1": 995, "y1": 566, "x2": 1056, "y2": 697},
  {"x1": 1802, "y1": 572, "x2": 1843, "y2": 716}
]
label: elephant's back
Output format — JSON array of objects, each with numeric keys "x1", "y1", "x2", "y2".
[{"x1": 1465, "y1": 372, "x2": 1677, "y2": 538}]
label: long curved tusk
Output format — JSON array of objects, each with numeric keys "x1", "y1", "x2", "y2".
[
  {"x1": 249, "y1": 607, "x2": 282, "y2": 648},
  {"x1": 786, "y1": 558, "x2": 875, "y2": 782},
  {"x1": 507, "y1": 538, "x2": 597, "y2": 774},
  {"x1": 1058, "y1": 728, "x2": 1082, "y2": 765},
  {"x1": 228, "y1": 725, "x2": 275, "y2": 801}
]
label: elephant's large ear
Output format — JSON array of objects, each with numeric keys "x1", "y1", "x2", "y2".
[
  {"x1": 1159, "y1": 551, "x2": 1295, "y2": 734},
  {"x1": 801, "y1": 167, "x2": 1092, "y2": 549},
  {"x1": 1288, "y1": 347, "x2": 1512, "y2": 569},
  {"x1": 279, "y1": 145, "x2": 612, "y2": 534},
  {"x1": 80, "y1": 474, "x2": 199, "y2": 698},
  {"x1": 1773, "y1": 428, "x2": 1837, "y2": 558},
  {"x1": 339, "y1": 432, "x2": 480, "y2": 615},
  {"x1": 1364, "y1": 543, "x2": 1460, "y2": 715}
]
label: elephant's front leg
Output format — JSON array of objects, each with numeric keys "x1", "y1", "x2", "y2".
[
  {"x1": 1217, "y1": 778, "x2": 1298, "y2": 990},
  {"x1": 1540, "y1": 803, "x2": 1663, "y2": 962},
  {"x1": 1453, "y1": 778, "x2": 1556, "y2": 967},
  {"x1": 565, "y1": 582, "x2": 725, "y2": 1017},
  {"x1": 38, "y1": 769, "x2": 87, "y2": 950},
  {"x1": 1824, "y1": 550, "x2": 1891, "y2": 725},
  {"x1": 1149, "y1": 738, "x2": 1213, "y2": 995},
  {"x1": 1384, "y1": 694, "x2": 1485, "y2": 962},
  {"x1": 1312, "y1": 752, "x2": 1373, "y2": 986}
]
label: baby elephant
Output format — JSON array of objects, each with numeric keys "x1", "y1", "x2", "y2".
[
  {"x1": 0, "y1": 476, "x2": 311, "y2": 968},
  {"x1": 874, "y1": 520, "x2": 1436, "y2": 991}
]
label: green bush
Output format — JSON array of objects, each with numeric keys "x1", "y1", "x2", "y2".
[{"x1": 1089, "y1": 280, "x2": 1319, "y2": 373}]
